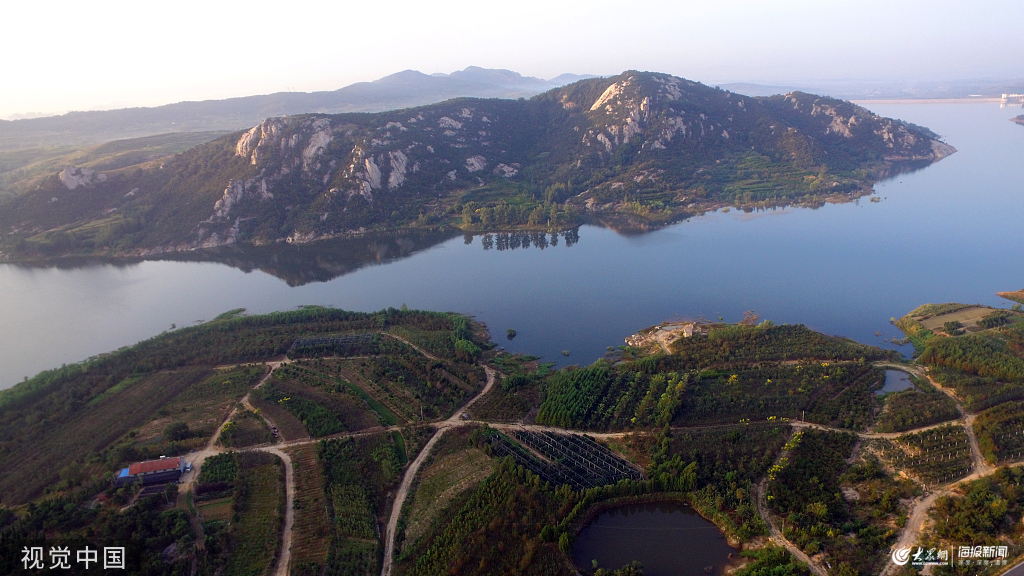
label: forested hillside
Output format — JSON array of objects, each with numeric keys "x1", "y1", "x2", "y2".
[
  {"x1": 5, "y1": 302, "x2": 1024, "y2": 575},
  {"x1": 0, "y1": 71, "x2": 954, "y2": 260}
]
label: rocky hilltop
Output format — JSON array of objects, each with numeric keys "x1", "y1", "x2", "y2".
[{"x1": 0, "y1": 71, "x2": 955, "y2": 259}]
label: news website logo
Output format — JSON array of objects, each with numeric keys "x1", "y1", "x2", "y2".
[
  {"x1": 890, "y1": 545, "x2": 1009, "y2": 568},
  {"x1": 891, "y1": 547, "x2": 913, "y2": 566}
]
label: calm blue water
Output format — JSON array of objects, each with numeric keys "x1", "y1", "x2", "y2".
[
  {"x1": 878, "y1": 369, "x2": 915, "y2": 395},
  {"x1": 1, "y1": 101, "x2": 1022, "y2": 389}
]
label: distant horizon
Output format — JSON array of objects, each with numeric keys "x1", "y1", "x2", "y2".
[
  {"x1": 4, "y1": 65, "x2": 1023, "y2": 121},
  {"x1": 4, "y1": 0, "x2": 1022, "y2": 119}
]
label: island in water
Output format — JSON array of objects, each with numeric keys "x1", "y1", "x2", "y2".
[
  {"x1": 1, "y1": 296, "x2": 1023, "y2": 575},
  {"x1": 0, "y1": 71, "x2": 955, "y2": 262}
]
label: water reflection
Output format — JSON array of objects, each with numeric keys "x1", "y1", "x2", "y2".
[
  {"x1": 478, "y1": 229, "x2": 580, "y2": 251},
  {"x1": 155, "y1": 229, "x2": 460, "y2": 287}
]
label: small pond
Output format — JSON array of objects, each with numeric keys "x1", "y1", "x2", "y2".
[
  {"x1": 571, "y1": 501, "x2": 738, "y2": 576},
  {"x1": 877, "y1": 370, "x2": 916, "y2": 395}
]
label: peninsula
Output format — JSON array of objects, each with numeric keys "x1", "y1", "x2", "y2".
[{"x1": 0, "y1": 71, "x2": 955, "y2": 261}]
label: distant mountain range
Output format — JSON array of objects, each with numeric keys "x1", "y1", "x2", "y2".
[
  {"x1": 0, "y1": 67, "x2": 596, "y2": 151},
  {"x1": 0, "y1": 71, "x2": 956, "y2": 261}
]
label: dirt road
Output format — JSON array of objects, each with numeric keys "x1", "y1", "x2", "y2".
[
  {"x1": 880, "y1": 491, "x2": 945, "y2": 576},
  {"x1": 754, "y1": 467, "x2": 828, "y2": 576},
  {"x1": 380, "y1": 428, "x2": 446, "y2": 576},
  {"x1": 259, "y1": 445, "x2": 295, "y2": 576}
]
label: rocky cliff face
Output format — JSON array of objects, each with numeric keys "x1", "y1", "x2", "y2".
[{"x1": 0, "y1": 71, "x2": 956, "y2": 257}]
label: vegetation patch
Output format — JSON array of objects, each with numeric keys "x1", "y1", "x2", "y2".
[
  {"x1": 292, "y1": 359, "x2": 401, "y2": 425},
  {"x1": 223, "y1": 451, "x2": 286, "y2": 576},
  {"x1": 249, "y1": 392, "x2": 310, "y2": 440},
  {"x1": 922, "y1": 467, "x2": 1024, "y2": 576},
  {"x1": 196, "y1": 497, "x2": 233, "y2": 522},
  {"x1": 401, "y1": 458, "x2": 571, "y2": 576},
  {"x1": 974, "y1": 401, "x2": 1024, "y2": 464},
  {"x1": 134, "y1": 365, "x2": 267, "y2": 448},
  {"x1": 735, "y1": 546, "x2": 811, "y2": 576},
  {"x1": 286, "y1": 444, "x2": 331, "y2": 576},
  {"x1": 469, "y1": 354, "x2": 547, "y2": 422},
  {"x1": 874, "y1": 376, "x2": 960, "y2": 433},
  {"x1": 0, "y1": 366, "x2": 209, "y2": 503},
  {"x1": 766, "y1": 429, "x2": 861, "y2": 573},
  {"x1": 876, "y1": 424, "x2": 973, "y2": 485},
  {"x1": 657, "y1": 423, "x2": 786, "y2": 539},
  {"x1": 318, "y1": 433, "x2": 405, "y2": 576},
  {"x1": 258, "y1": 369, "x2": 379, "y2": 436},
  {"x1": 998, "y1": 289, "x2": 1024, "y2": 305},
  {"x1": 400, "y1": 431, "x2": 495, "y2": 556},
  {"x1": 220, "y1": 409, "x2": 274, "y2": 448},
  {"x1": 919, "y1": 306, "x2": 997, "y2": 333}
]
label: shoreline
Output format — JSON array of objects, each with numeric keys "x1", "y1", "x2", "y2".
[{"x1": 852, "y1": 97, "x2": 1004, "y2": 105}]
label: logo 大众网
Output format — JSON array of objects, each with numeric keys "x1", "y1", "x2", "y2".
[
  {"x1": 891, "y1": 547, "x2": 950, "y2": 567},
  {"x1": 891, "y1": 547, "x2": 912, "y2": 566}
]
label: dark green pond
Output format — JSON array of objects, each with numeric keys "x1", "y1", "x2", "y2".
[{"x1": 571, "y1": 501, "x2": 738, "y2": 576}]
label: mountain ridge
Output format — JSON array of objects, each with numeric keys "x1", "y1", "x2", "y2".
[
  {"x1": 0, "y1": 71, "x2": 955, "y2": 260},
  {"x1": 0, "y1": 67, "x2": 597, "y2": 151}
]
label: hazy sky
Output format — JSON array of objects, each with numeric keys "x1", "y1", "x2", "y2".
[{"x1": 3, "y1": 0, "x2": 1022, "y2": 118}]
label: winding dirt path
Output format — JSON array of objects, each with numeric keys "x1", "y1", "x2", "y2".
[
  {"x1": 380, "y1": 428, "x2": 446, "y2": 576},
  {"x1": 880, "y1": 491, "x2": 946, "y2": 576},
  {"x1": 383, "y1": 332, "x2": 439, "y2": 361},
  {"x1": 871, "y1": 362, "x2": 997, "y2": 572},
  {"x1": 259, "y1": 445, "x2": 296, "y2": 576},
  {"x1": 753, "y1": 439, "x2": 829, "y2": 576},
  {"x1": 790, "y1": 419, "x2": 961, "y2": 440},
  {"x1": 180, "y1": 361, "x2": 282, "y2": 493},
  {"x1": 379, "y1": 365, "x2": 497, "y2": 576},
  {"x1": 451, "y1": 366, "x2": 495, "y2": 421},
  {"x1": 964, "y1": 413, "x2": 992, "y2": 475}
]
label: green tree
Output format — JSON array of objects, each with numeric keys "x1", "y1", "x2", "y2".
[
  {"x1": 164, "y1": 421, "x2": 190, "y2": 441},
  {"x1": 549, "y1": 205, "x2": 561, "y2": 227},
  {"x1": 558, "y1": 532, "x2": 571, "y2": 552},
  {"x1": 528, "y1": 206, "x2": 545, "y2": 226},
  {"x1": 479, "y1": 206, "x2": 494, "y2": 226},
  {"x1": 461, "y1": 202, "x2": 478, "y2": 226}
]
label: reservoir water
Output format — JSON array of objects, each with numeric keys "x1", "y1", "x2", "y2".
[
  {"x1": 878, "y1": 370, "x2": 915, "y2": 395},
  {"x1": 1, "y1": 101, "x2": 1023, "y2": 389},
  {"x1": 571, "y1": 501, "x2": 737, "y2": 576}
]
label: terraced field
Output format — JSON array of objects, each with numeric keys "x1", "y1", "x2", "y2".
[
  {"x1": 285, "y1": 444, "x2": 331, "y2": 575},
  {"x1": 400, "y1": 440, "x2": 495, "y2": 556}
]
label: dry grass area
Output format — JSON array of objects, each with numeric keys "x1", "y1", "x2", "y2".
[
  {"x1": 249, "y1": 394, "x2": 310, "y2": 441},
  {"x1": 196, "y1": 497, "x2": 233, "y2": 522},
  {"x1": 401, "y1": 445, "x2": 495, "y2": 553},
  {"x1": 286, "y1": 444, "x2": 331, "y2": 573},
  {"x1": 331, "y1": 359, "x2": 417, "y2": 424},
  {"x1": 998, "y1": 290, "x2": 1024, "y2": 305},
  {"x1": 0, "y1": 367, "x2": 212, "y2": 503},
  {"x1": 135, "y1": 365, "x2": 267, "y2": 444},
  {"x1": 220, "y1": 409, "x2": 273, "y2": 448},
  {"x1": 919, "y1": 306, "x2": 994, "y2": 332}
]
